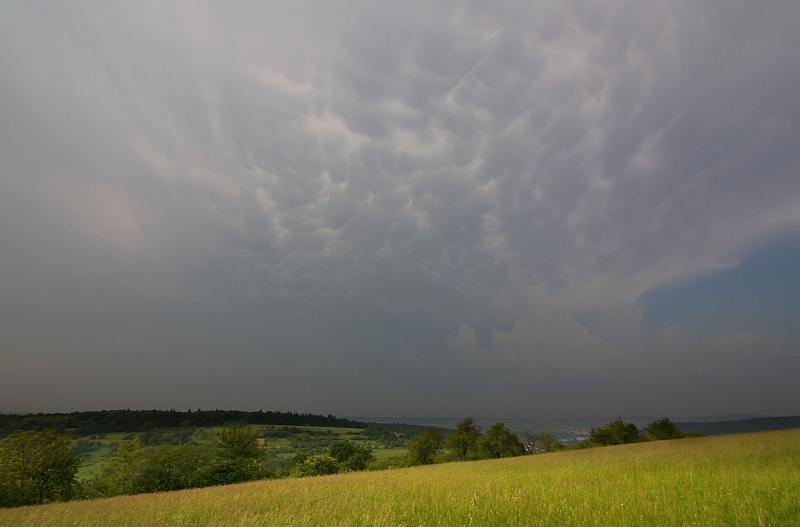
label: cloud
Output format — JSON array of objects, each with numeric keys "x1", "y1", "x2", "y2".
[
  {"x1": 491, "y1": 319, "x2": 622, "y2": 374},
  {"x1": 0, "y1": 1, "x2": 799, "y2": 416},
  {"x1": 447, "y1": 324, "x2": 488, "y2": 363}
]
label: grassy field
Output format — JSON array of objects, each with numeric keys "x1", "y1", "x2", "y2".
[{"x1": 3, "y1": 429, "x2": 798, "y2": 526}]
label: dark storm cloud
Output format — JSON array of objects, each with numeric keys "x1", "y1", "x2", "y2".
[{"x1": 1, "y1": 1, "x2": 799, "y2": 417}]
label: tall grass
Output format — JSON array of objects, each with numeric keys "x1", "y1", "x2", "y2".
[{"x1": 2, "y1": 429, "x2": 798, "y2": 526}]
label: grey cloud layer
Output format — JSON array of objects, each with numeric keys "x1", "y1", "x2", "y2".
[{"x1": 1, "y1": 1, "x2": 799, "y2": 416}]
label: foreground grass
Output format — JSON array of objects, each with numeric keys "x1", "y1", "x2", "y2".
[{"x1": 3, "y1": 429, "x2": 799, "y2": 526}]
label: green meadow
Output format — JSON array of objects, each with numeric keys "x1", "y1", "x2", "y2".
[{"x1": 2, "y1": 429, "x2": 798, "y2": 526}]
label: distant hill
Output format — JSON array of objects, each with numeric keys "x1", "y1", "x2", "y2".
[
  {"x1": 6, "y1": 411, "x2": 796, "y2": 440},
  {"x1": 353, "y1": 414, "x2": 800, "y2": 443},
  {"x1": 0, "y1": 409, "x2": 426, "y2": 438},
  {"x1": 675, "y1": 415, "x2": 800, "y2": 436}
]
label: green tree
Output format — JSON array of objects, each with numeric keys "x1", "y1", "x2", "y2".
[
  {"x1": 278, "y1": 453, "x2": 309, "y2": 478},
  {"x1": 0, "y1": 428, "x2": 81, "y2": 507},
  {"x1": 446, "y1": 418, "x2": 482, "y2": 461},
  {"x1": 291, "y1": 455, "x2": 340, "y2": 477},
  {"x1": 535, "y1": 433, "x2": 566, "y2": 453},
  {"x1": 406, "y1": 427, "x2": 443, "y2": 465},
  {"x1": 93, "y1": 437, "x2": 146, "y2": 497},
  {"x1": 478, "y1": 422, "x2": 524, "y2": 459},
  {"x1": 136, "y1": 443, "x2": 213, "y2": 492},
  {"x1": 645, "y1": 418, "x2": 684, "y2": 440},
  {"x1": 208, "y1": 425, "x2": 266, "y2": 485},
  {"x1": 589, "y1": 419, "x2": 642, "y2": 446},
  {"x1": 329, "y1": 441, "x2": 374, "y2": 471}
]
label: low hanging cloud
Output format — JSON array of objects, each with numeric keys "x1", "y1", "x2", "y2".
[{"x1": 0, "y1": 1, "x2": 799, "y2": 417}]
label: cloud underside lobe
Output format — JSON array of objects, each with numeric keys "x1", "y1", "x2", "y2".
[{"x1": 0, "y1": 1, "x2": 799, "y2": 417}]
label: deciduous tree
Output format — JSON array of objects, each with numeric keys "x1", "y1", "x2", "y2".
[
  {"x1": 0, "y1": 428, "x2": 81, "y2": 507},
  {"x1": 478, "y1": 422, "x2": 524, "y2": 459},
  {"x1": 589, "y1": 419, "x2": 641, "y2": 446},
  {"x1": 535, "y1": 433, "x2": 566, "y2": 453},
  {"x1": 136, "y1": 443, "x2": 213, "y2": 492},
  {"x1": 93, "y1": 437, "x2": 146, "y2": 497},
  {"x1": 446, "y1": 418, "x2": 482, "y2": 461},
  {"x1": 406, "y1": 427, "x2": 443, "y2": 465},
  {"x1": 208, "y1": 425, "x2": 266, "y2": 485},
  {"x1": 645, "y1": 418, "x2": 684, "y2": 440},
  {"x1": 329, "y1": 441, "x2": 374, "y2": 471},
  {"x1": 520, "y1": 430, "x2": 538, "y2": 454}
]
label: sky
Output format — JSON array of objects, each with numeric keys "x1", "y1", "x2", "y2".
[{"x1": 1, "y1": 1, "x2": 799, "y2": 420}]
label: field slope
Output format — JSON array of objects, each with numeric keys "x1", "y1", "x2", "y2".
[{"x1": 2, "y1": 429, "x2": 798, "y2": 526}]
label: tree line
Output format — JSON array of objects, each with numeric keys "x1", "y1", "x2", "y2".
[
  {"x1": 0, "y1": 409, "x2": 394, "y2": 437},
  {"x1": 0, "y1": 426, "x2": 262, "y2": 507},
  {"x1": 0, "y1": 417, "x2": 697, "y2": 508},
  {"x1": 0, "y1": 424, "x2": 389, "y2": 507},
  {"x1": 393, "y1": 416, "x2": 699, "y2": 467},
  {"x1": 299, "y1": 417, "x2": 699, "y2": 474}
]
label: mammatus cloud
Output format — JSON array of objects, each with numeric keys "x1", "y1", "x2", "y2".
[{"x1": 0, "y1": 1, "x2": 798, "y2": 417}]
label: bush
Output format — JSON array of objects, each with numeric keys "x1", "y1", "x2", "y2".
[{"x1": 291, "y1": 455, "x2": 340, "y2": 477}]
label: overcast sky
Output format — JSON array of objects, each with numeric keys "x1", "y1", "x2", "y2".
[{"x1": 1, "y1": 1, "x2": 799, "y2": 419}]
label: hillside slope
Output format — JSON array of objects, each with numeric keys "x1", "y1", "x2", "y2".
[{"x1": 2, "y1": 429, "x2": 798, "y2": 526}]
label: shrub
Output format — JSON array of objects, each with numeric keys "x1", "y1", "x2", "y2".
[{"x1": 291, "y1": 455, "x2": 340, "y2": 477}]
